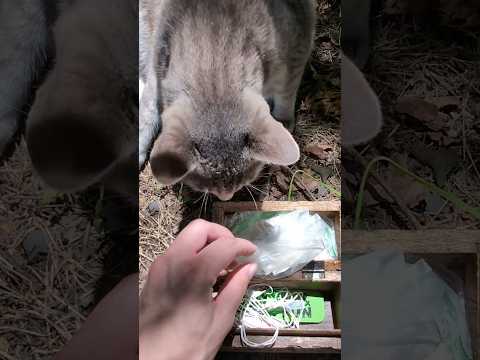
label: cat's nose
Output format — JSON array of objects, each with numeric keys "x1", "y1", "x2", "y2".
[{"x1": 214, "y1": 191, "x2": 234, "y2": 201}]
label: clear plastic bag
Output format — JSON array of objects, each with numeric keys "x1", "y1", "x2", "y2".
[
  {"x1": 228, "y1": 210, "x2": 337, "y2": 279},
  {"x1": 343, "y1": 251, "x2": 472, "y2": 360}
]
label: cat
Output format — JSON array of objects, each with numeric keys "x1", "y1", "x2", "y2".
[
  {"x1": 139, "y1": 0, "x2": 316, "y2": 201},
  {"x1": 0, "y1": 0, "x2": 138, "y2": 198}
]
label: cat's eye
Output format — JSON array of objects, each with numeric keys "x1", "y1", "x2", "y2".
[{"x1": 242, "y1": 133, "x2": 251, "y2": 147}]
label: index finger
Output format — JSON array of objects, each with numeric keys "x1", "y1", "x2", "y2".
[
  {"x1": 198, "y1": 237, "x2": 256, "y2": 283},
  {"x1": 168, "y1": 219, "x2": 234, "y2": 254}
]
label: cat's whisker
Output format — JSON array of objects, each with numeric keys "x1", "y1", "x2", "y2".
[
  {"x1": 248, "y1": 184, "x2": 268, "y2": 195},
  {"x1": 193, "y1": 192, "x2": 206, "y2": 204},
  {"x1": 245, "y1": 186, "x2": 258, "y2": 210},
  {"x1": 203, "y1": 192, "x2": 209, "y2": 217},
  {"x1": 199, "y1": 192, "x2": 207, "y2": 217}
]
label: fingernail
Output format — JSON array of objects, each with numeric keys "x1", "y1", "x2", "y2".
[{"x1": 246, "y1": 263, "x2": 257, "y2": 278}]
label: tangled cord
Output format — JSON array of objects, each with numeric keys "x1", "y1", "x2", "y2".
[{"x1": 235, "y1": 285, "x2": 306, "y2": 348}]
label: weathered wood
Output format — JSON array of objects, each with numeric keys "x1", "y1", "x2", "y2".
[
  {"x1": 323, "y1": 260, "x2": 341, "y2": 271},
  {"x1": 343, "y1": 230, "x2": 480, "y2": 253},
  {"x1": 252, "y1": 272, "x2": 340, "y2": 288},
  {"x1": 216, "y1": 353, "x2": 340, "y2": 359},
  {"x1": 222, "y1": 335, "x2": 341, "y2": 353},
  {"x1": 234, "y1": 329, "x2": 341, "y2": 337},
  {"x1": 214, "y1": 201, "x2": 340, "y2": 213}
]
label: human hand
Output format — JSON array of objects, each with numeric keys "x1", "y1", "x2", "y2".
[{"x1": 139, "y1": 219, "x2": 257, "y2": 360}]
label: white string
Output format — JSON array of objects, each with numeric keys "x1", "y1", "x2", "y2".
[{"x1": 236, "y1": 285, "x2": 307, "y2": 348}]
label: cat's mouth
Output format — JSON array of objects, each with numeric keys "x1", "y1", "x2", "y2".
[{"x1": 211, "y1": 190, "x2": 235, "y2": 201}]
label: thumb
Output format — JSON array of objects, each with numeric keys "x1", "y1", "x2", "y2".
[{"x1": 213, "y1": 263, "x2": 257, "y2": 334}]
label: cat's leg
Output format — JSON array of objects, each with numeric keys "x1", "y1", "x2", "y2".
[
  {"x1": 139, "y1": 75, "x2": 161, "y2": 169},
  {"x1": 269, "y1": 59, "x2": 309, "y2": 133},
  {"x1": 0, "y1": 1, "x2": 48, "y2": 156},
  {"x1": 341, "y1": 0, "x2": 372, "y2": 69}
]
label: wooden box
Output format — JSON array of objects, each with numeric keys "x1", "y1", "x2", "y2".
[
  {"x1": 343, "y1": 230, "x2": 480, "y2": 360},
  {"x1": 213, "y1": 201, "x2": 341, "y2": 354}
]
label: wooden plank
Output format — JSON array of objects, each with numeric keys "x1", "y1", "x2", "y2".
[
  {"x1": 233, "y1": 329, "x2": 341, "y2": 337},
  {"x1": 222, "y1": 335, "x2": 341, "y2": 353},
  {"x1": 214, "y1": 201, "x2": 341, "y2": 213},
  {"x1": 252, "y1": 272, "x2": 340, "y2": 287},
  {"x1": 216, "y1": 353, "x2": 340, "y2": 359},
  {"x1": 343, "y1": 230, "x2": 480, "y2": 253}
]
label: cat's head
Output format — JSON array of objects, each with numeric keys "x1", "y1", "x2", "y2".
[{"x1": 150, "y1": 90, "x2": 299, "y2": 200}]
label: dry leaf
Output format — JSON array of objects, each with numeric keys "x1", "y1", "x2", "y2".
[
  {"x1": 297, "y1": 172, "x2": 319, "y2": 193},
  {"x1": 396, "y1": 96, "x2": 446, "y2": 131},
  {"x1": 305, "y1": 143, "x2": 333, "y2": 160},
  {"x1": 428, "y1": 96, "x2": 461, "y2": 109},
  {"x1": 270, "y1": 187, "x2": 284, "y2": 199},
  {"x1": 275, "y1": 172, "x2": 291, "y2": 193},
  {"x1": 396, "y1": 96, "x2": 439, "y2": 122},
  {"x1": 410, "y1": 144, "x2": 459, "y2": 186},
  {"x1": 387, "y1": 173, "x2": 427, "y2": 208}
]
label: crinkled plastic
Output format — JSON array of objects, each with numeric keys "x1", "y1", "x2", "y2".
[
  {"x1": 343, "y1": 251, "x2": 473, "y2": 360},
  {"x1": 228, "y1": 210, "x2": 337, "y2": 279}
]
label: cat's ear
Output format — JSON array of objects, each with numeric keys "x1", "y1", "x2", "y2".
[
  {"x1": 150, "y1": 132, "x2": 193, "y2": 185},
  {"x1": 149, "y1": 105, "x2": 194, "y2": 185},
  {"x1": 26, "y1": 84, "x2": 132, "y2": 192},
  {"x1": 251, "y1": 116, "x2": 300, "y2": 166},
  {"x1": 341, "y1": 53, "x2": 383, "y2": 145}
]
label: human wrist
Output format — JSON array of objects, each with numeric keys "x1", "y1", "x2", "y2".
[{"x1": 139, "y1": 330, "x2": 212, "y2": 360}]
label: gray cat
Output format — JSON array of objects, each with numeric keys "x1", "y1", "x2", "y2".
[
  {"x1": 0, "y1": 0, "x2": 138, "y2": 197},
  {"x1": 140, "y1": 0, "x2": 316, "y2": 200}
]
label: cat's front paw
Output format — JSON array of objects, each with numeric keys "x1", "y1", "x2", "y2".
[
  {"x1": 139, "y1": 150, "x2": 148, "y2": 171},
  {"x1": 278, "y1": 118, "x2": 295, "y2": 133},
  {"x1": 139, "y1": 129, "x2": 155, "y2": 171},
  {"x1": 272, "y1": 106, "x2": 296, "y2": 133},
  {"x1": 286, "y1": 119, "x2": 296, "y2": 133},
  {"x1": 0, "y1": 116, "x2": 18, "y2": 157}
]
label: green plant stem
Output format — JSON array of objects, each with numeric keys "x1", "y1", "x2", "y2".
[
  {"x1": 288, "y1": 170, "x2": 341, "y2": 200},
  {"x1": 354, "y1": 156, "x2": 480, "y2": 229}
]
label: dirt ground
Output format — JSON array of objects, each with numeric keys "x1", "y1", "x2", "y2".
[
  {"x1": 139, "y1": 0, "x2": 341, "y2": 287},
  {"x1": 0, "y1": 141, "x2": 107, "y2": 358},
  {"x1": 342, "y1": 0, "x2": 480, "y2": 230}
]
